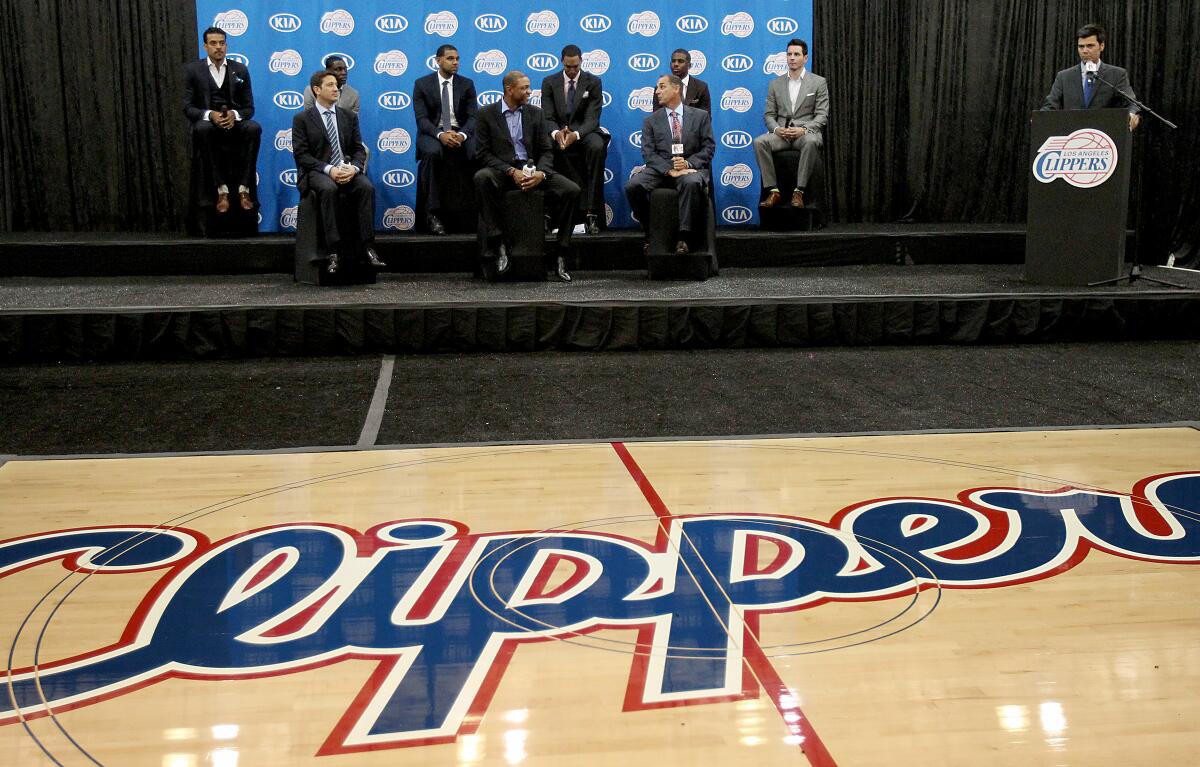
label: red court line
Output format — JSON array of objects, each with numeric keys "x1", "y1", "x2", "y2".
[{"x1": 609, "y1": 441, "x2": 839, "y2": 767}]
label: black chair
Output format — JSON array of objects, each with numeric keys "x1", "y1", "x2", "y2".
[
  {"x1": 479, "y1": 190, "x2": 547, "y2": 282},
  {"x1": 758, "y1": 148, "x2": 826, "y2": 232},
  {"x1": 646, "y1": 187, "x2": 718, "y2": 280},
  {"x1": 185, "y1": 133, "x2": 259, "y2": 237},
  {"x1": 293, "y1": 191, "x2": 377, "y2": 286}
]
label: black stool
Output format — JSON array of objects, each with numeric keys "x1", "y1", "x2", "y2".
[
  {"x1": 417, "y1": 149, "x2": 478, "y2": 234},
  {"x1": 294, "y1": 192, "x2": 377, "y2": 286},
  {"x1": 646, "y1": 188, "x2": 718, "y2": 280},
  {"x1": 185, "y1": 135, "x2": 260, "y2": 237},
  {"x1": 759, "y1": 149, "x2": 825, "y2": 232},
  {"x1": 479, "y1": 190, "x2": 547, "y2": 282}
]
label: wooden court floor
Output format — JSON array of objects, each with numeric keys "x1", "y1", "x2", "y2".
[{"x1": 2, "y1": 427, "x2": 1198, "y2": 766}]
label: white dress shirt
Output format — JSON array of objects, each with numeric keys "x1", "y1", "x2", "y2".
[{"x1": 204, "y1": 57, "x2": 242, "y2": 122}]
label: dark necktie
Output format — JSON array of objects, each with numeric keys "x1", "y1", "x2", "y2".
[
  {"x1": 440, "y1": 79, "x2": 452, "y2": 132},
  {"x1": 323, "y1": 111, "x2": 344, "y2": 166},
  {"x1": 670, "y1": 110, "x2": 682, "y2": 142},
  {"x1": 567, "y1": 78, "x2": 576, "y2": 114},
  {"x1": 1083, "y1": 71, "x2": 1095, "y2": 107}
]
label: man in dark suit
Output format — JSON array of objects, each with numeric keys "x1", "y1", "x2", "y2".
[
  {"x1": 625, "y1": 74, "x2": 715, "y2": 255},
  {"x1": 182, "y1": 26, "x2": 261, "y2": 214},
  {"x1": 474, "y1": 71, "x2": 580, "y2": 282},
  {"x1": 412, "y1": 45, "x2": 478, "y2": 234},
  {"x1": 292, "y1": 70, "x2": 384, "y2": 275},
  {"x1": 1041, "y1": 23, "x2": 1140, "y2": 132},
  {"x1": 540, "y1": 44, "x2": 609, "y2": 234},
  {"x1": 652, "y1": 49, "x2": 711, "y2": 112}
]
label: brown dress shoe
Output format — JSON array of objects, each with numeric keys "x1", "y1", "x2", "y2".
[
  {"x1": 675, "y1": 240, "x2": 690, "y2": 255},
  {"x1": 760, "y1": 189, "x2": 783, "y2": 208},
  {"x1": 238, "y1": 191, "x2": 254, "y2": 211},
  {"x1": 215, "y1": 192, "x2": 230, "y2": 214},
  {"x1": 790, "y1": 189, "x2": 805, "y2": 208}
]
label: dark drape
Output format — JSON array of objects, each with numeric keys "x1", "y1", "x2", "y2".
[
  {"x1": 0, "y1": 0, "x2": 196, "y2": 232},
  {"x1": 815, "y1": 0, "x2": 1200, "y2": 263}
]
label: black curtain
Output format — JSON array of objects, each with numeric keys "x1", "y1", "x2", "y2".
[
  {"x1": 0, "y1": 0, "x2": 196, "y2": 232},
  {"x1": 816, "y1": 0, "x2": 1200, "y2": 262}
]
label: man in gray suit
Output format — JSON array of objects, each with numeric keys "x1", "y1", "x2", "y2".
[
  {"x1": 1041, "y1": 23, "x2": 1140, "y2": 132},
  {"x1": 752, "y1": 39, "x2": 829, "y2": 208},
  {"x1": 302, "y1": 55, "x2": 360, "y2": 113},
  {"x1": 624, "y1": 74, "x2": 715, "y2": 255}
]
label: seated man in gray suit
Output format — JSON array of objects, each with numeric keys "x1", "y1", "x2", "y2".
[
  {"x1": 1040, "y1": 23, "x2": 1140, "y2": 131},
  {"x1": 624, "y1": 74, "x2": 715, "y2": 255},
  {"x1": 752, "y1": 39, "x2": 829, "y2": 209}
]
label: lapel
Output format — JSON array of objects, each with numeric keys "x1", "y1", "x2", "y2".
[
  {"x1": 522, "y1": 106, "x2": 538, "y2": 156},
  {"x1": 307, "y1": 108, "x2": 326, "y2": 152},
  {"x1": 494, "y1": 102, "x2": 515, "y2": 153},
  {"x1": 791, "y1": 75, "x2": 811, "y2": 117},
  {"x1": 1067, "y1": 66, "x2": 1085, "y2": 108}
]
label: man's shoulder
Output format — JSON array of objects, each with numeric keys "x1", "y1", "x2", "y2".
[
  {"x1": 689, "y1": 75, "x2": 708, "y2": 88},
  {"x1": 1100, "y1": 63, "x2": 1128, "y2": 77},
  {"x1": 413, "y1": 72, "x2": 437, "y2": 88},
  {"x1": 453, "y1": 73, "x2": 476, "y2": 88},
  {"x1": 292, "y1": 107, "x2": 316, "y2": 127},
  {"x1": 341, "y1": 82, "x2": 360, "y2": 97},
  {"x1": 807, "y1": 72, "x2": 828, "y2": 86},
  {"x1": 1054, "y1": 65, "x2": 1079, "y2": 79}
]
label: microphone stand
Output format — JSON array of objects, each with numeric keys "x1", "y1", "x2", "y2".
[{"x1": 1086, "y1": 68, "x2": 1185, "y2": 288}]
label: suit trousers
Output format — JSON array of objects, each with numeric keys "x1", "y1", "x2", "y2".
[
  {"x1": 553, "y1": 132, "x2": 608, "y2": 212},
  {"x1": 752, "y1": 131, "x2": 823, "y2": 189},
  {"x1": 193, "y1": 118, "x2": 262, "y2": 190},
  {"x1": 417, "y1": 134, "x2": 477, "y2": 213},
  {"x1": 473, "y1": 168, "x2": 580, "y2": 248},
  {"x1": 308, "y1": 172, "x2": 375, "y2": 250},
  {"x1": 624, "y1": 168, "x2": 709, "y2": 237}
]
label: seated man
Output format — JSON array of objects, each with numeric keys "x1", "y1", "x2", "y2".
[
  {"x1": 182, "y1": 26, "x2": 262, "y2": 214},
  {"x1": 291, "y1": 70, "x2": 384, "y2": 274},
  {"x1": 474, "y1": 70, "x2": 580, "y2": 282},
  {"x1": 652, "y1": 48, "x2": 711, "y2": 112},
  {"x1": 624, "y1": 74, "x2": 715, "y2": 255},
  {"x1": 412, "y1": 45, "x2": 477, "y2": 235},
  {"x1": 303, "y1": 55, "x2": 360, "y2": 113},
  {"x1": 540, "y1": 44, "x2": 609, "y2": 234},
  {"x1": 752, "y1": 38, "x2": 829, "y2": 209}
]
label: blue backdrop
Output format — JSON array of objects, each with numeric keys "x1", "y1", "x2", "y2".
[{"x1": 194, "y1": 2, "x2": 814, "y2": 232}]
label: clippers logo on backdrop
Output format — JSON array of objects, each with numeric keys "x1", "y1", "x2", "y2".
[
  {"x1": 382, "y1": 169, "x2": 415, "y2": 188},
  {"x1": 278, "y1": 169, "x2": 298, "y2": 188},
  {"x1": 477, "y1": 90, "x2": 503, "y2": 106},
  {"x1": 767, "y1": 17, "x2": 799, "y2": 36},
  {"x1": 605, "y1": 203, "x2": 614, "y2": 225},
  {"x1": 582, "y1": 50, "x2": 610, "y2": 75},
  {"x1": 526, "y1": 10, "x2": 559, "y2": 36},
  {"x1": 425, "y1": 11, "x2": 458, "y2": 37},
  {"x1": 763, "y1": 53, "x2": 788, "y2": 77},
  {"x1": 676, "y1": 14, "x2": 708, "y2": 34},
  {"x1": 688, "y1": 50, "x2": 707, "y2": 75},
  {"x1": 721, "y1": 164, "x2": 754, "y2": 189},
  {"x1": 721, "y1": 12, "x2": 754, "y2": 37},
  {"x1": 5, "y1": 473, "x2": 1197, "y2": 755},
  {"x1": 527, "y1": 53, "x2": 559, "y2": 73},
  {"x1": 722, "y1": 205, "x2": 753, "y2": 223},
  {"x1": 375, "y1": 51, "x2": 408, "y2": 77},
  {"x1": 268, "y1": 50, "x2": 303, "y2": 77},
  {"x1": 377, "y1": 129, "x2": 411, "y2": 154},
  {"x1": 273, "y1": 129, "x2": 292, "y2": 152},
  {"x1": 722, "y1": 54, "x2": 753, "y2": 73},
  {"x1": 722, "y1": 130, "x2": 753, "y2": 149},
  {"x1": 378, "y1": 92, "x2": 411, "y2": 110},
  {"x1": 279, "y1": 206, "x2": 298, "y2": 229},
  {"x1": 580, "y1": 14, "x2": 612, "y2": 33},
  {"x1": 273, "y1": 91, "x2": 304, "y2": 109},
  {"x1": 375, "y1": 14, "x2": 408, "y2": 33},
  {"x1": 320, "y1": 10, "x2": 354, "y2": 36},
  {"x1": 1032, "y1": 129, "x2": 1119, "y2": 188},
  {"x1": 627, "y1": 11, "x2": 660, "y2": 36},
  {"x1": 383, "y1": 205, "x2": 416, "y2": 230},
  {"x1": 529, "y1": 92, "x2": 543, "y2": 108},
  {"x1": 324, "y1": 52, "x2": 355, "y2": 70},
  {"x1": 628, "y1": 53, "x2": 659, "y2": 73},
  {"x1": 268, "y1": 13, "x2": 301, "y2": 33},
  {"x1": 720, "y1": 88, "x2": 753, "y2": 113},
  {"x1": 212, "y1": 10, "x2": 248, "y2": 36},
  {"x1": 474, "y1": 50, "x2": 508, "y2": 76},
  {"x1": 628, "y1": 87, "x2": 655, "y2": 112},
  {"x1": 475, "y1": 13, "x2": 507, "y2": 32}
]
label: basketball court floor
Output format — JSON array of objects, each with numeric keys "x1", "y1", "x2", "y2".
[{"x1": 2, "y1": 426, "x2": 1198, "y2": 765}]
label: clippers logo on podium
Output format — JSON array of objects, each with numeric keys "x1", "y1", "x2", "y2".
[{"x1": 1032, "y1": 129, "x2": 1119, "y2": 189}]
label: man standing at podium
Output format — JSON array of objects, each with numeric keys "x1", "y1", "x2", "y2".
[{"x1": 1041, "y1": 23, "x2": 1140, "y2": 131}]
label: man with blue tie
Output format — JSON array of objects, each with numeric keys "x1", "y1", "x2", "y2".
[
  {"x1": 292, "y1": 70, "x2": 383, "y2": 275},
  {"x1": 624, "y1": 74, "x2": 715, "y2": 256},
  {"x1": 1041, "y1": 23, "x2": 1141, "y2": 132}
]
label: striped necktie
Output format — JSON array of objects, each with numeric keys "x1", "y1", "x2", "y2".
[{"x1": 323, "y1": 110, "x2": 344, "y2": 166}]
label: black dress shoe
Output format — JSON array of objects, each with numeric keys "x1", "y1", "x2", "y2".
[
  {"x1": 585, "y1": 213, "x2": 600, "y2": 235},
  {"x1": 326, "y1": 252, "x2": 340, "y2": 274},
  {"x1": 428, "y1": 215, "x2": 446, "y2": 235},
  {"x1": 553, "y1": 254, "x2": 572, "y2": 283},
  {"x1": 365, "y1": 247, "x2": 386, "y2": 268}
]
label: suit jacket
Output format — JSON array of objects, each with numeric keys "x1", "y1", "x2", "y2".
[
  {"x1": 474, "y1": 100, "x2": 557, "y2": 177},
  {"x1": 652, "y1": 76, "x2": 711, "y2": 112},
  {"x1": 1041, "y1": 63, "x2": 1138, "y2": 112},
  {"x1": 182, "y1": 58, "x2": 255, "y2": 124},
  {"x1": 303, "y1": 82, "x2": 360, "y2": 114},
  {"x1": 640, "y1": 106, "x2": 715, "y2": 178},
  {"x1": 540, "y1": 70, "x2": 604, "y2": 138},
  {"x1": 412, "y1": 72, "x2": 478, "y2": 139},
  {"x1": 291, "y1": 105, "x2": 368, "y2": 195},
  {"x1": 763, "y1": 72, "x2": 829, "y2": 133}
]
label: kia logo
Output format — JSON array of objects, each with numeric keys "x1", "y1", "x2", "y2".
[
  {"x1": 722, "y1": 54, "x2": 753, "y2": 73},
  {"x1": 273, "y1": 91, "x2": 304, "y2": 109},
  {"x1": 226, "y1": 53, "x2": 249, "y2": 66},
  {"x1": 477, "y1": 90, "x2": 504, "y2": 106},
  {"x1": 374, "y1": 14, "x2": 408, "y2": 33},
  {"x1": 676, "y1": 14, "x2": 708, "y2": 33},
  {"x1": 378, "y1": 91, "x2": 411, "y2": 110},
  {"x1": 628, "y1": 53, "x2": 660, "y2": 72},
  {"x1": 722, "y1": 206, "x2": 753, "y2": 224},
  {"x1": 579, "y1": 14, "x2": 612, "y2": 33},
  {"x1": 767, "y1": 17, "x2": 799, "y2": 36},
  {"x1": 628, "y1": 131, "x2": 643, "y2": 148},
  {"x1": 268, "y1": 13, "x2": 301, "y2": 32},
  {"x1": 382, "y1": 169, "x2": 416, "y2": 188},
  {"x1": 721, "y1": 130, "x2": 753, "y2": 149},
  {"x1": 278, "y1": 169, "x2": 298, "y2": 187},
  {"x1": 475, "y1": 13, "x2": 507, "y2": 32},
  {"x1": 526, "y1": 53, "x2": 559, "y2": 72}
]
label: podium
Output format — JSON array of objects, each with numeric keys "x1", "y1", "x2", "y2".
[{"x1": 1026, "y1": 109, "x2": 1131, "y2": 285}]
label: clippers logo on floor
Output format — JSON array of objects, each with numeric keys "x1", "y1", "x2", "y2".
[{"x1": 2, "y1": 472, "x2": 1197, "y2": 755}]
